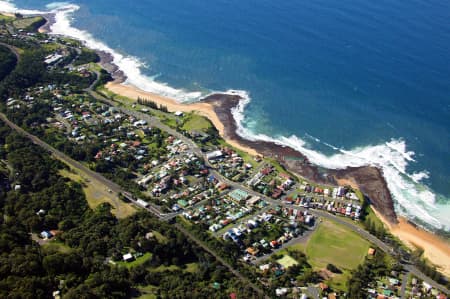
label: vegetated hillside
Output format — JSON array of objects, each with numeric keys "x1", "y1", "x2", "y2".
[
  {"x1": 0, "y1": 121, "x2": 257, "y2": 298},
  {"x1": 0, "y1": 45, "x2": 17, "y2": 81}
]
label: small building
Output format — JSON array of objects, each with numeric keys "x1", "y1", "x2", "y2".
[
  {"x1": 246, "y1": 247, "x2": 259, "y2": 256},
  {"x1": 246, "y1": 196, "x2": 261, "y2": 206},
  {"x1": 41, "y1": 231, "x2": 53, "y2": 239},
  {"x1": 177, "y1": 199, "x2": 188, "y2": 208},
  {"x1": 206, "y1": 150, "x2": 223, "y2": 161},
  {"x1": 276, "y1": 288, "x2": 288, "y2": 297},
  {"x1": 136, "y1": 199, "x2": 149, "y2": 208},
  {"x1": 174, "y1": 111, "x2": 183, "y2": 117},
  {"x1": 259, "y1": 264, "x2": 270, "y2": 271},
  {"x1": 122, "y1": 253, "x2": 134, "y2": 262},
  {"x1": 368, "y1": 248, "x2": 376, "y2": 255}
]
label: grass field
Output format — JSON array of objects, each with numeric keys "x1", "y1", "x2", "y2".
[
  {"x1": 0, "y1": 14, "x2": 14, "y2": 22},
  {"x1": 150, "y1": 264, "x2": 181, "y2": 272},
  {"x1": 181, "y1": 113, "x2": 212, "y2": 132},
  {"x1": 59, "y1": 168, "x2": 136, "y2": 219},
  {"x1": 184, "y1": 262, "x2": 199, "y2": 273},
  {"x1": 151, "y1": 230, "x2": 168, "y2": 244},
  {"x1": 42, "y1": 241, "x2": 72, "y2": 254},
  {"x1": 306, "y1": 219, "x2": 370, "y2": 270},
  {"x1": 277, "y1": 255, "x2": 299, "y2": 268},
  {"x1": 138, "y1": 285, "x2": 158, "y2": 299},
  {"x1": 12, "y1": 16, "x2": 44, "y2": 30},
  {"x1": 304, "y1": 219, "x2": 370, "y2": 291},
  {"x1": 117, "y1": 252, "x2": 152, "y2": 269}
]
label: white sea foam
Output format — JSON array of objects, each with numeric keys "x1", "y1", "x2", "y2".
[
  {"x1": 231, "y1": 94, "x2": 449, "y2": 230},
  {"x1": 2, "y1": 1, "x2": 448, "y2": 231},
  {"x1": 0, "y1": 0, "x2": 44, "y2": 14},
  {"x1": 41, "y1": 2, "x2": 203, "y2": 103}
]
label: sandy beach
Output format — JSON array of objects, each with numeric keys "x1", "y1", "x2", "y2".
[
  {"x1": 105, "y1": 82, "x2": 259, "y2": 156},
  {"x1": 372, "y1": 207, "x2": 450, "y2": 277},
  {"x1": 106, "y1": 81, "x2": 450, "y2": 278}
]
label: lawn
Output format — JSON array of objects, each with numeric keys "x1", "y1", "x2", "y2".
[
  {"x1": 59, "y1": 168, "x2": 136, "y2": 218},
  {"x1": 12, "y1": 16, "x2": 45, "y2": 30},
  {"x1": 117, "y1": 252, "x2": 152, "y2": 269},
  {"x1": 0, "y1": 14, "x2": 14, "y2": 22},
  {"x1": 138, "y1": 285, "x2": 158, "y2": 299},
  {"x1": 304, "y1": 219, "x2": 370, "y2": 292},
  {"x1": 151, "y1": 230, "x2": 168, "y2": 244},
  {"x1": 149, "y1": 264, "x2": 180, "y2": 272},
  {"x1": 184, "y1": 262, "x2": 199, "y2": 273},
  {"x1": 277, "y1": 255, "x2": 299, "y2": 268},
  {"x1": 42, "y1": 241, "x2": 72, "y2": 254},
  {"x1": 181, "y1": 113, "x2": 212, "y2": 132},
  {"x1": 306, "y1": 219, "x2": 370, "y2": 271},
  {"x1": 278, "y1": 242, "x2": 307, "y2": 256}
]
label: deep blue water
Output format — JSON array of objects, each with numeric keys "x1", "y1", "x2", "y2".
[{"x1": 5, "y1": 0, "x2": 450, "y2": 229}]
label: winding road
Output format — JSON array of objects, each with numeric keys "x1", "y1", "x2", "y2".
[{"x1": 0, "y1": 59, "x2": 447, "y2": 295}]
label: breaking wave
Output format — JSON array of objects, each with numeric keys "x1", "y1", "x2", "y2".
[
  {"x1": 231, "y1": 95, "x2": 450, "y2": 230},
  {"x1": 48, "y1": 3, "x2": 205, "y2": 102},
  {"x1": 2, "y1": 0, "x2": 449, "y2": 231},
  {"x1": 0, "y1": 0, "x2": 44, "y2": 14}
]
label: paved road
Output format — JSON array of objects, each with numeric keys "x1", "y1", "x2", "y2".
[
  {"x1": 0, "y1": 113, "x2": 268, "y2": 297},
  {"x1": 175, "y1": 224, "x2": 269, "y2": 298},
  {"x1": 400, "y1": 270, "x2": 410, "y2": 299},
  {"x1": 252, "y1": 222, "x2": 318, "y2": 265},
  {"x1": 0, "y1": 41, "x2": 20, "y2": 62},
  {"x1": 87, "y1": 86, "x2": 450, "y2": 295},
  {"x1": 3, "y1": 64, "x2": 447, "y2": 295}
]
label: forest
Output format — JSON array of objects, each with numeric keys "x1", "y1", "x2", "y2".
[
  {"x1": 0, "y1": 45, "x2": 17, "y2": 81},
  {"x1": 0, "y1": 120, "x2": 258, "y2": 298}
]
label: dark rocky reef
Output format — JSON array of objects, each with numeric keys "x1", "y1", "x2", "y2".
[{"x1": 203, "y1": 93, "x2": 398, "y2": 224}]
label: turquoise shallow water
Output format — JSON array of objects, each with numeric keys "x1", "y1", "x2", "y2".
[{"x1": 3, "y1": 0, "x2": 450, "y2": 230}]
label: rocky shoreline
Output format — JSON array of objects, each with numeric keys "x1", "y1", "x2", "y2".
[
  {"x1": 202, "y1": 93, "x2": 398, "y2": 224},
  {"x1": 38, "y1": 13, "x2": 398, "y2": 224}
]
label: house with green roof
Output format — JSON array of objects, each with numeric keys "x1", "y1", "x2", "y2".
[{"x1": 228, "y1": 189, "x2": 249, "y2": 203}]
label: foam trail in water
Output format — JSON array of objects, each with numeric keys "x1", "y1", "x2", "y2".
[
  {"x1": 2, "y1": 0, "x2": 448, "y2": 231},
  {"x1": 0, "y1": 0, "x2": 44, "y2": 14},
  {"x1": 231, "y1": 94, "x2": 449, "y2": 230},
  {"x1": 41, "y1": 2, "x2": 204, "y2": 102}
]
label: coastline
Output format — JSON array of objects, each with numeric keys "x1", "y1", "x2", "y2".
[
  {"x1": 105, "y1": 80, "x2": 398, "y2": 221},
  {"x1": 105, "y1": 81, "x2": 450, "y2": 277},
  {"x1": 33, "y1": 12, "x2": 450, "y2": 278},
  {"x1": 37, "y1": 13, "x2": 54, "y2": 33},
  {"x1": 372, "y1": 207, "x2": 450, "y2": 277},
  {"x1": 105, "y1": 82, "x2": 259, "y2": 157}
]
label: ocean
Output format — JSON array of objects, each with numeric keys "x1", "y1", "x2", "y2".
[{"x1": 1, "y1": 0, "x2": 449, "y2": 230}]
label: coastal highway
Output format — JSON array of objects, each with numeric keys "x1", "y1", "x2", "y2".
[
  {"x1": 0, "y1": 41, "x2": 20, "y2": 62},
  {"x1": 84, "y1": 79, "x2": 449, "y2": 294},
  {"x1": 201, "y1": 168, "x2": 450, "y2": 294},
  {"x1": 2, "y1": 103, "x2": 448, "y2": 294},
  {"x1": 0, "y1": 113, "x2": 268, "y2": 297},
  {"x1": 3, "y1": 65, "x2": 447, "y2": 294},
  {"x1": 0, "y1": 113, "x2": 164, "y2": 218}
]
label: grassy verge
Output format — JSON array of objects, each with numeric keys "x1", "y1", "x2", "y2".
[
  {"x1": 42, "y1": 241, "x2": 73, "y2": 254},
  {"x1": 181, "y1": 112, "x2": 212, "y2": 131},
  {"x1": 276, "y1": 255, "x2": 299, "y2": 268},
  {"x1": 59, "y1": 168, "x2": 136, "y2": 219},
  {"x1": 137, "y1": 285, "x2": 158, "y2": 299},
  {"x1": 12, "y1": 16, "x2": 45, "y2": 31},
  {"x1": 117, "y1": 252, "x2": 152, "y2": 269},
  {"x1": 0, "y1": 14, "x2": 15, "y2": 22}
]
